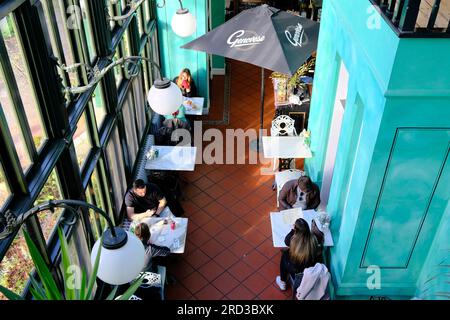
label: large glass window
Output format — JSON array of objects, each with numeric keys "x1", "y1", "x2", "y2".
[
  {"x1": 34, "y1": 169, "x2": 64, "y2": 243},
  {"x1": 137, "y1": 7, "x2": 145, "y2": 37},
  {"x1": 0, "y1": 161, "x2": 11, "y2": 209},
  {"x1": 73, "y1": 112, "x2": 92, "y2": 169},
  {"x1": 42, "y1": 0, "x2": 80, "y2": 89},
  {"x1": 113, "y1": 49, "x2": 123, "y2": 87},
  {"x1": 133, "y1": 74, "x2": 146, "y2": 139},
  {"x1": 123, "y1": 91, "x2": 139, "y2": 165},
  {"x1": 79, "y1": 0, "x2": 97, "y2": 63},
  {"x1": 97, "y1": 158, "x2": 114, "y2": 220},
  {"x1": 105, "y1": 127, "x2": 127, "y2": 216},
  {"x1": 85, "y1": 183, "x2": 101, "y2": 241},
  {"x1": 0, "y1": 15, "x2": 48, "y2": 152},
  {"x1": 92, "y1": 84, "x2": 106, "y2": 130},
  {"x1": 107, "y1": 2, "x2": 116, "y2": 30},
  {"x1": 85, "y1": 167, "x2": 112, "y2": 241},
  {"x1": 122, "y1": 30, "x2": 132, "y2": 59},
  {"x1": 0, "y1": 71, "x2": 31, "y2": 171},
  {"x1": 149, "y1": 31, "x2": 160, "y2": 83},
  {"x1": 0, "y1": 229, "x2": 33, "y2": 300}
]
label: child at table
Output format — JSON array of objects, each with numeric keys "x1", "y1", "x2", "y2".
[{"x1": 134, "y1": 223, "x2": 171, "y2": 272}]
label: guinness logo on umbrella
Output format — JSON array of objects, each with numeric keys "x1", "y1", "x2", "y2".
[
  {"x1": 227, "y1": 30, "x2": 265, "y2": 51},
  {"x1": 285, "y1": 23, "x2": 308, "y2": 47}
]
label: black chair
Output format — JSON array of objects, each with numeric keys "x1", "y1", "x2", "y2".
[
  {"x1": 289, "y1": 272, "x2": 304, "y2": 300},
  {"x1": 289, "y1": 268, "x2": 331, "y2": 300}
]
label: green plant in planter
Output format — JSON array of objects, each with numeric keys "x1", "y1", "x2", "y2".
[
  {"x1": 271, "y1": 57, "x2": 316, "y2": 95},
  {"x1": 0, "y1": 228, "x2": 143, "y2": 300}
]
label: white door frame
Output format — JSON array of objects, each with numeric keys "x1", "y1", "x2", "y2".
[{"x1": 321, "y1": 61, "x2": 349, "y2": 206}]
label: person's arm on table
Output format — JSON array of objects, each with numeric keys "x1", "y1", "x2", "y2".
[
  {"x1": 154, "y1": 197, "x2": 167, "y2": 216},
  {"x1": 127, "y1": 207, "x2": 156, "y2": 222}
]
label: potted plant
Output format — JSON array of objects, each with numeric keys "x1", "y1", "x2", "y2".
[{"x1": 270, "y1": 56, "x2": 316, "y2": 104}]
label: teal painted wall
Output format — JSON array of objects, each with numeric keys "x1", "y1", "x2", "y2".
[
  {"x1": 210, "y1": 0, "x2": 225, "y2": 70},
  {"x1": 306, "y1": 0, "x2": 450, "y2": 299},
  {"x1": 156, "y1": 0, "x2": 209, "y2": 98}
]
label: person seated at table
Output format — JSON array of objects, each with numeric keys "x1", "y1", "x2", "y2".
[
  {"x1": 156, "y1": 117, "x2": 191, "y2": 146},
  {"x1": 279, "y1": 176, "x2": 321, "y2": 211},
  {"x1": 125, "y1": 179, "x2": 168, "y2": 222},
  {"x1": 276, "y1": 218, "x2": 323, "y2": 291},
  {"x1": 173, "y1": 68, "x2": 197, "y2": 97},
  {"x1": 134, "y1": 222, "x2": 171, "y2": 272},
  {"x1": 163, "y1": 104, "x2": 190, "y2": 129}
]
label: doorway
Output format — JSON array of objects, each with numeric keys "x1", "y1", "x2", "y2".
[{"x1": 320, "y1": 60, "x2": 349, "y2": 205}]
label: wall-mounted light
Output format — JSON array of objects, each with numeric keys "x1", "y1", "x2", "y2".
[
  {"x1": 171, "y1": 0, "x2": 197, "y2": 38},
  {"x1": 57, "y1": 54, "x2": 182, "y2": 116},
  {"x1": 108, "y1": 0, "x2": 197, "y2": 38}
]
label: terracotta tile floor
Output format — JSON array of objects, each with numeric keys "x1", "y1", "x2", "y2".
[{"x1": 165, "y1": 60, "x2": 298, "y2": 300}]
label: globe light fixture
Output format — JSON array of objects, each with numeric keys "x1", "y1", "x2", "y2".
[
  {"x1": 171, "y1": 7, "x2": 197, "y2": 38},
  {"x1": 57, "y1": 55, "x2": 183, "y2": 117},
  {"x1": 147, "y1": 78, "x2": 183, "y2": 115},
  {"x1": 0, "y1": 200, "x2": 146, "y2": 286},
  {"x1": 91, "y1": 228, "x2": 145, "y2": 285}
]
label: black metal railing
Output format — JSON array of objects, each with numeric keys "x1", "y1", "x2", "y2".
[{"x1": 370, "y1": 0, "x2": 450, "y2": 37}]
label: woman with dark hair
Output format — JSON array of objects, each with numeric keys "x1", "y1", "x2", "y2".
[
  {"x1": 279, "y1": 175, "x2": 321, "y2": 210},
  {"x1": 276, "y1": 218, "x2": 323, "y2": 291}
]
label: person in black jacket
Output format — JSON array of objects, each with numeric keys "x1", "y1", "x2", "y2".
[{"x1": 276, "y1": 218, "x2": 323, "y2": 291}]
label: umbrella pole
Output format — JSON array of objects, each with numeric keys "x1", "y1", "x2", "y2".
[{"x1": 258, "y1": 67, "x2": 265, "y2": 152}]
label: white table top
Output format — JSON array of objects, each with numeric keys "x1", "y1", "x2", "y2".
[
  {"x1": 145, "y1": 146, "x2": 197, "y2": 171},
  {"x1": 144, "y1": 217, "x2": 188, "y2": 254},
  {"x1": 270, "y1": 208, "x2": 334, "y2": 247},
  {"x1": 183, "y1": 97, "x2": 205, "y2": 115},
  {"x1": 262, "y1": 136, "x2": 312, "y2": 159}
]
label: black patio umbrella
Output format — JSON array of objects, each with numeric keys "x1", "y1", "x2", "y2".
[{"x1": 181, "y1": 4, "x2": 320, "y2": 148}]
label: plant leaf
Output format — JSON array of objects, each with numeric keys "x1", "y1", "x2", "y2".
[
  {"x1": 105, "y1": 285, "x2": 119, "y2": 300},
  {"x1": 79, "y1": 269, "x2": 87, "y2": 300},
  {"x1": 29, "y1": 286, "x2": 46, "y2": 300},
  {"x1": 0, "y1": 285, "x2": 24, "y2": 300},
  {"x1": 85, "y1": 239, "x2": 102, "y2": 300},
  {"x1": 116, "y1": 275, "x2": 144, "y2": 300},
  {"x1": 23, "y1": 230, "x2": 62, "y2": 300},
  {"x1": 29, "y1": 276, "x2": 47, "y2": 299},
  {"x1": 57, "y1": 227, "x2": 75, "y2": 300}
]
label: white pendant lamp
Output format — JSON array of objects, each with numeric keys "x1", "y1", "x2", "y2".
[
  {"x1": 91, "y1": 228, "x2": 145, "y2": 285},
  {"x1": 147, "y1": 78, "x2": 183, "y2": 115},
  {"x1": 171, "y1": 8, "x2": 197, "y2": 38}
]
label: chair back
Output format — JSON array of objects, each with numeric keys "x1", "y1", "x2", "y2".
[
  {"x1": 271, "y1": 115, "x2": 297, "y2": 136},
  {"x1": 295, "y1": 263, "x2": 331, "y2": 300},
  {"x1": 289, "y1": 272, "x2": 304, "y2": 300}
]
